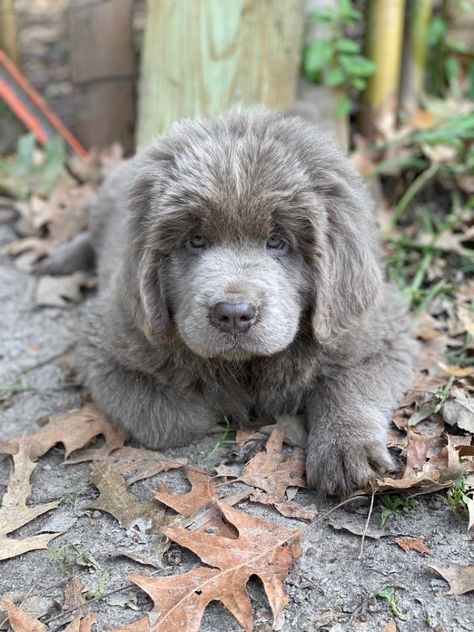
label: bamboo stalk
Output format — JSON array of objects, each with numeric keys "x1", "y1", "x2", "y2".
[
  {"x1": 360, "y1": 0, "x2": 405, "y2": 140},
  {"x1": 0, "y1": 0, "x2": 18, "y2": 63},
  {"x1": 399, "y1": 0, "x2": 433, "y2": 115}
]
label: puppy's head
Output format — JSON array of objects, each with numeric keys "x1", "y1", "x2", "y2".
[{"x1": 129, "y1": 109, "x2": 381, "y2": 359}]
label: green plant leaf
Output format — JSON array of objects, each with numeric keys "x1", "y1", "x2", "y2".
[
  {"x1": 427, "y1": 16, "x2": 446, "y2": 47},
  {"x1": 304, "y1": 40, "x2": 333, "y2": 77},
  {"x1": 326, "y1": 66, "x2": 346, "y2": 87},
  {"x1": 335, "y1": 94, "x2": 352, "y2": 118},
  {"x1": 335, "y1": 37, "x2": 360, "y2": 53},
  {"x1": 339, "y1": 54, "x2": 376, "y2": 77}
]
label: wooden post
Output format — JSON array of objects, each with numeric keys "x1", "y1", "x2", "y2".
[
  {"x1": 0, "y1": 0, "x2": 18, "y2": 63},
  {"x1": 69, "y1": 0, "x2": 136, "y2": 152},
  {"x1": 360, "y1": 0, "x2": 405, "y2": 140},
  {"x1": 137, "y1": 0, "x2": 304, "y2": 146}
]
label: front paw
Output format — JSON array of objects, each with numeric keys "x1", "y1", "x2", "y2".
[{"x1": 306, "y1": 432, "x2": 395, "y2": 499}]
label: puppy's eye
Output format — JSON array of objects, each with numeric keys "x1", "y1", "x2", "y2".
[
  {"x1": 188, "y1": 235, "x2": 207, "y2": 250},
  {"x1": 266, "y1": 234, "x2": 286, "y2": 251}
]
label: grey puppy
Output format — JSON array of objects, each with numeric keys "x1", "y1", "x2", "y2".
[{"x1": 74, "y1": 108, "x2": 416, "y2": 498}]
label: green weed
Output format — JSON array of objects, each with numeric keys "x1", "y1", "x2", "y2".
[
  {"x1": 46, "y1": 544, "x2": 109, "y2": 598},
  {"x1": 379, "y1": 495, "x2": 417, "y2": 527},
  {"x1": 377, "y1": 586, "x2": 407, "y2": 621}
]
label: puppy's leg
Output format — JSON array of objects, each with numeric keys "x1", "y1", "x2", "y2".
[
  {"x1": 79, "y1": 346, "x2": 219, "y2": 449},
  {"x1": 305, "y1": 352, "x2": 413, "y2": 499},
  {"x1": 35, "y1": 231, "x2": 95, "y2": 276}
]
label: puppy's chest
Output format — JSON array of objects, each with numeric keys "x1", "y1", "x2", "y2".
[{"x1": 199, "y1": 356, "x2": 317, "y2": 422}]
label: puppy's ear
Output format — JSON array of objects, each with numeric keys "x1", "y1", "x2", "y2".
[
  {"x1": 138, "y1": 251, "x2": 169, "y2": 336},
  {"x1": 128, "y1": 145, "x2": 175, "y2": 338},
  {"x1": 310, "y1": 173, "x2": 382, "y2": 343}
]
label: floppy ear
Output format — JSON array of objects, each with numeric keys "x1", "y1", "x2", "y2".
[
  {"x1": 126, "y1": 144, "x2": 176, "y2": 338},
  {"x1": 138, "y1": 250, "x2": 170, "y2": 337},
  {"x1": 310, "y1": 174, "x2": 382, "y2": 343}
]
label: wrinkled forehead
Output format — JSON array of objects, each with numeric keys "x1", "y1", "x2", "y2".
[{"x1": 155, "y1": 137, "x2": 315, "y2": 244}]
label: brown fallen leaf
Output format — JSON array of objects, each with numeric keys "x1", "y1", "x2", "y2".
[
  {"x1": 88, "y1": 461, "x2": 166, "y2": 532},
  {"x1": 381, "y1": 620, "x2": 398, "y2": 632},
  {"x1": 249, "y1": 489, "x2": 316, "y2": 522},
  {"x1": 154, "y1": 468, "x2": 216, "y2": 517},
  {"x1": 106, "y1": 446, "x2": 186, "y2": 485},
  {"x1": 1, "y1": 236, "x2": 54, "y2": 259},
  {"x1": 235, "y1": 415, "x2": 307, "y2": 449},
  {"x1": 442, "y1": 387, "x2": 474, "y2": 433},
  {"x1": 47, "y1": 180, "x2": 95, "y2": 244},
  {"x1": 1, "y1": 600, "x2": 46, "y2": 632},
  {"x1": 62, "y1": 612, "x2": 97, "y2": 632},
  {"x1": 66, "y1": 445, "x2": 186, "y2": 485},
  {"x1": 112, "y1": 501, "x2": 301, "y2": 632},
  {"x1": 327, "y1": 513, "x2": 388, "y2": 540},
  {"x1": 236, "y1": 428, "x2": 306, "y2": 500},
  {"x1": 2, "y1": 598, "x2": 96, "y2": 632},
  {"x1": 378, "y1": 433, "x2": 473, "y2": 494},
  {"x1": 0, "y1": 403, "x2": 124, "y2": 460},
  {"x1": 429, "y1": 564, "x2": 474, "y2": 595},
  {"x1": 35, "y1": 272, "x2": 94, "y2": 308},
  {"x1": 0, "y1": 441, "x2": 61, "y2": 561},
  {"x1": 155, "y1": 468, "x2": 238, "y2": 538},
  {"x1": 395, "y1": 536, "x2": 431, "y2": 555},
  {"x1": 64, "y1": 576, "x2": 86, "y2": 611}
]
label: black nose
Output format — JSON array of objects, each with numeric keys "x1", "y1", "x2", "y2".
[{"x1": 210, "y1": 302, "x2": 257, "y2": 334}]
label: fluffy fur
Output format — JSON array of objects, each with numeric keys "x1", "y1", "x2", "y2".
[{"x1": 76, "y1": 108, "x2": 417, "y2": 498}]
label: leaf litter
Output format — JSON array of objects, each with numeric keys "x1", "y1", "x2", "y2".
[{"x1": 1, "y1": 112, "x2": 474, "y2": 629}]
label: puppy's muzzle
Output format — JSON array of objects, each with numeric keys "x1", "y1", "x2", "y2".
[{"x1": 210, "y1": 302, "x2": 257, "y2": 335}]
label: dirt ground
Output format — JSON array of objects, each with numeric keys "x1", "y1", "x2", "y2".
[{"x1": 0, "y1": 220, "x2": 473, "y2": 632}]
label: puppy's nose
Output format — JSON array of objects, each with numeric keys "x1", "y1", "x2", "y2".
[{"x1": 210, "y1": 302, "x2": 257, "y2": 334}]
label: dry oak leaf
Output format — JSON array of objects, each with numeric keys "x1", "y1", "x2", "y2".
[
  {"x1": 0, "y1": 441, "x2": 61, "y2": 561},
  {"x1": 35, "y1": 272, "x2": 93, "y2": 308},
  {"x1": 155, "y1": 468, "x2": 241, "y2": 538},
  {"x1": 2, "y1": 599, "x2": 96, "y2": 632},
  {"x1": 236, "y1": 428, "x2": 306, "y2": 500},
  {"x1": 113, "y1": 501, "x2": 302, "y2": 632},
  {"x1": 0, "y1": 403, "x2": 124, "y2": 460},
  {"x1": 395, "y1": 536, "x2": 431, "y2": 555},
  {"x1": 108, "y1": 446, "x2": 186, "y2": 485},
  {"x1": 378, "y1": 434, "x2": 473, "y2": 493},
  {"x1": 67, "y1": 445, "x2": 186, "y2": 485},
  {"x1": 429, "y1": 564, "x2": 474, "y2": 595},
  {"x1": 249, "y1": 489, "x2": 316, "y2": 522},
  {"x1": 154, "y1": 467, "x2": 217, "y2": 517},
  {"x1": 88, "y1": 461, "x2": 167, "y2": 532}
]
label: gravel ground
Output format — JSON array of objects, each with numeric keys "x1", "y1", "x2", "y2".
[{"x1": 0, "y1": 222, "x2": 473, "y2": 632}]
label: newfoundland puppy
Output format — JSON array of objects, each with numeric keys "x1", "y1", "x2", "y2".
[{"x1": 74, "y1": 108, "x2": 416, "y2": 498}]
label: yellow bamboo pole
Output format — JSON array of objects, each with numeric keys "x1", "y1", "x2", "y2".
[
  {"x1": 0, "y1": 0, "x2": 18, "y2": 63},
  {"x1": 361, "y1": 0, "x2": 405, "y2": 139},
  {"x1": 399, "y1": 0, "x2": 433, "y2": 115}
]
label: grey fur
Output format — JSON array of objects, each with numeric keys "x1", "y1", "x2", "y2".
[{"x1": 77, "y1": 108, "x2": 417, "y2": 499}]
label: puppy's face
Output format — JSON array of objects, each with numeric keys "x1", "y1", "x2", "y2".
[
  {"x1": 167, "y1": 230, "x2": 311, "y2": 359},
  {"x1": 132, "y1": 111, "x2": 381, "y2": 357}
]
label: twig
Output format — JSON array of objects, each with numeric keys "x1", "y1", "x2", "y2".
[
  {"x1": 305, "y1": 494, "x2": 368, "y2": 528},
  {"x1": 358, "y1": 489, "x2": 376, "y2": 560}
]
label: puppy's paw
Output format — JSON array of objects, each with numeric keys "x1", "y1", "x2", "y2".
[{"x1": 306, "y1": 432, "x2": 395, "y2": 500}]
